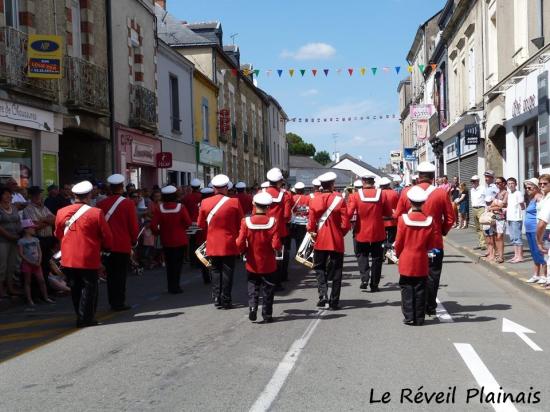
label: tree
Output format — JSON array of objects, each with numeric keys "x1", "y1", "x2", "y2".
[
  {"x1": 313, "y1": 150, "x2": 332, "y2": 166},
  {"x1": 286, "y1": 132, "x2": 316, "y2": 156}
]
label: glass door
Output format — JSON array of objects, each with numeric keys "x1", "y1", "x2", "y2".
[{"x1": 524, "y1": 122, "x2": 538, "y2": 179}]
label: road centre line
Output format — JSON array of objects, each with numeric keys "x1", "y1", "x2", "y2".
[
  {"x1": 249, "y1": 310, "x2": 326, "y2": 412},
  {"x1": 454, "y1": 343, "x2": 518, "y2": 412},
  {"x1": 436, "y1": 298, "x2": 453, "y2": 323}
]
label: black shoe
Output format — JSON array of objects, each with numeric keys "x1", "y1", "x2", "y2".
[
  {"x1": 402, "y1": 319, "x2": 414, "y2": 326},
  {"x1": 329, "y1": 303, "x2": 339, "y2": 310},
  {"x1": 262, "y1": 316, "x2": 274, "y2": 323},
  {"x1": 76, "y1": 319, "x2": 99, "y2": 328},
  {"x1": 222, "y1": 302, "x2": 233, "y2": 310},
  {"x1": 426, "y1": 308, "x2": 436, "y2": 316},
  {"x1": 213, "y1": 297, "x2": 222, "y2": 308},
  {"x1": 359, "y1": 282, "x2": 368, "y2": 290},
  {"x1": 249, "y1": 308, "x2": 257, "y2": 321},
  {"x1": 370, "y1": 285, "x2": 379, "y2": 292},
  {"x1": 111, "y1": 305, "x2": 131, "y2": 312},
  {"x1": 316, "y1": 298, "x2": 328, "y2": 308},
  {"x1": 415, "y1": 319, "x2": 425, "y2": 326}
]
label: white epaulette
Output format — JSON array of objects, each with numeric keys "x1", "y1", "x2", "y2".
[
  {"x1": 245, "y1": 217, "x2": 275, "y2": 229},
  {"x1": 402, "y1": 214, "x2": 433, "y2": 227}
]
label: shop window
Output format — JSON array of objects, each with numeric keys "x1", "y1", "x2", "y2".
[
  {"x1": 167, "y1": 170, "x2": 178, "y2": 185},
  {"x1": 201, "y1": 98, "x2": 209, "y2": 142},
  {"x1": 0, "y1": 136, "x2": 32, "y2": 187},
  {"x1": 169, "y1": 74, "x2": 181, "y2": 132},
  {"x1": 4, "y1": 0, "x2": 19, "y2": 28}
]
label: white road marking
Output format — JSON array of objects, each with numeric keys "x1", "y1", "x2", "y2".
[
  {"x1": 502, "y1": 318, "x2": 543, "y2": 352},
  {"x1": 436, "y1": 298, "x2": 453, "y2": 323},
  {"x1": 249, "y1": 310, "x2": 326, "y2": 412},
  {"x1": 454, "y1": 343, "x2": 518, "y2": 412}
]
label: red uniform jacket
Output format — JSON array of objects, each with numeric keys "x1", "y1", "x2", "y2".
[
  {"x1": 382, "y1": 189, "x2": 399, "y2": 228},
  {"x1": 235, "y1": 192, "x2": 253, "y2": 216},
  {"x1": 96, "y1": 195, "x2": 139, "y2": 254},
  {"x1": 55, "y1": 203, "x2": 113, "y2": 270},
  {"x1": 394, "y1": 211, "x2": 435, "y2": 277},
  {"x1": 394, "y1": 183, "x2": 455, "y2": 249},
  {"x1": 266, "y1": 187, "x2": 292, "y2": 238},
  {"x1": 291, "y1": 193, "x2": 310, "y2": 223},
  {"x1": 307, "y1": 192, "x2": 350, "y2": 253},
  {"x1": 182, "y1": 191, "x2": 202, "y2": 222},
  {"x1": 197, "y1": 194, "x2": 244, "y2": 256},
  {"x1": 347, "y1": 188, "x2": 392, "y2": 243},
  {"x1": 236, "y1": 214, "x2": 282, "y2": 274},
  {"x1": 150, "y1": 202, "x2": 192, "y2": 248}
]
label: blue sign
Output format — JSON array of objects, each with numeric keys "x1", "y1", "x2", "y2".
[{"x1": 403, "y1": 148, "x2": 416, "y2": 161}]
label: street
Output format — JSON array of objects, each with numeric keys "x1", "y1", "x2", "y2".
[{"x1": 1, "y1": 236, "x2": 549, "y2": 412}]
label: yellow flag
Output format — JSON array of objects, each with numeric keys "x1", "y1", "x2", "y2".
[
  {"x1": 289, "y1": 69, "x2": 295, "y2": 77},
  {"x1": 407, "y1": 65, "x2": 413, "y2": 73},
  {"x1": 360, "y1": 67, "x2": 366, "y2": 76}
]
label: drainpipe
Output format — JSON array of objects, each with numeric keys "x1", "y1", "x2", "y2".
[{"x1": 106, "y1": 0, "x2": 116, "y2": 174}]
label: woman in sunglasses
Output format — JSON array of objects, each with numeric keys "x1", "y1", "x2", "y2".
[
  {"x1": 488, "y1": 177, "x2": 508, "y2": 263},
  {"x1": 524, "y1": 179, "x2": 546, "y2": 283}
]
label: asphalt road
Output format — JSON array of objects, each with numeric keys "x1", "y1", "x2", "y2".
[{"x1": 1, "y1": 236, "x2": 549, "y2": 412}]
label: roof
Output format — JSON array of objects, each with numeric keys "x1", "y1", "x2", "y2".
[
  {"x1": 155, "y1": 6, "x2": 217, "y2": 47},
  {"x1": 328, "y1": 154, "x2": 392, "y2": 179},
  {"x1": 405, "y1": 10, "x2": 443, "y2": 63},
  {"x1": 289, "y1": 155, "x2": 324, "y2": 169},
  {"x1": 186, "y1": 22, "x2": 221, "y2": 30},
  {"x1": 288, "y1": 167, "x2": 354, "y2": 188}
]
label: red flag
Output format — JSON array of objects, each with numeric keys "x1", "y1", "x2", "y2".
[
  {"x1": 348, "y1": 68, "x2": 354, "y2": 76},
  {"x1": 312, "y1": 69, "x2": 318, "y2": 76},
  {"x1": 231, "y1": 69, "x2": 238, "y2": 76}
]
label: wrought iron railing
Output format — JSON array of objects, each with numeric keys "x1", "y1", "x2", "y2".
[
  {"x1": 130, "y1": 84, "x2": 157, "y2": 132},
  {"x1": 0, "y1": 27, "x2": 57, "y2": 101},
  {"x1": 65, "y1": 56, "x2": 109, "y2": 115}
]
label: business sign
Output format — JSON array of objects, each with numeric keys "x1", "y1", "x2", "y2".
[
  {"x1": 132, "y1": 142, "x2": 155, "y2": 165},
  {"x1": 403, "y1": 148, "x2": 416, "y2": 162},
  {"x1": 27, "y1": 35, "x2": 63, "y2": 79},
  {"x1": 218, "y1": 108, "x2": 230, "y2": 134},
  {"x1": 0, "y1": 99, "x2": 54, "y2": 131},
  {"x1": 390, "y1": 151, "x2": 402, "y2": 161},
  {"x1": 464, "y1": 123, "x2": 480, "y2": 145},
  {"x1": 416, "y1": 119, "x2": 429, "y2": 142},
  {"x1": 538, "y1": 71, "x2": 550, "y2": 165},
  {"x1": 198, "y1": 142, "x2": 223, "y2": 168},
  {"x1": 410, "y1": 104, "x2": 434, "y2": 120},
  {"x1": 156, "y1": 152, "x2": 173, "y2": 169}
]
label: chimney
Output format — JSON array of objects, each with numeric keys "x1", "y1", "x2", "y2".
[{"x1": 155, "y1": 0, "x2": 166, "y2": 9}]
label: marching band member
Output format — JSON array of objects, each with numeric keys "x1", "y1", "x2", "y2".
[
  {"x1": 198, "y1": 174, "x2": 244, "y2": 309},
  {"x1": 394, "y1": 186, "x2": 435, "y2": 326},
  {"x1": 182, "y1": 179, "x2": 203, "y2": 267},
  {"x1": 265, "y1": 168, "x2": 292, "y2": 283},
  {"x1": 55, "y1": 181, "x2": 113, "y2": 328},
  {"x1": 261, "y1": 181, "x2": 270, "y2": 191},
  {"x1": 150, "y1": 185, "x2": 192, "y2": 294},
  {"x1": 290, "y1": 182, "x2": 310, "y2": 251},
  {"x1": 347, "y1": 172, "x2": 392, "y2": 292},
  {"x1": 311, "y1": 178, "x2": 321, "y2": 199},
  {"x1": 235, "y1": 182, "x2": 253, "y2": 216},
  {"x1": 379, "y1": 177, "x2": 399, "y2": 254},
  {"x1": 308, "y1": 172, "x2": 350, "y2": 310},
  {"x1": 197, "y1": 187, "x2": 214, "y2": 284},
  {"x1": 394, "y1": 162, "x2": 455, "y2": 316},
  {"x1": 236, "y1": 192, "x2": 282, "y2": 323},
  {"x1": 97, "y1": 174, "x2": 139, "y2": 311},
  {"x1": 351, "y1": 179, "x2": 363, "y2": 256}
]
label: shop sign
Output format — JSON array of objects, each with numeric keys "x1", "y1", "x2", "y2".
[
  {"x1": 0, "y1": 99, "x2": 54, "y2": 131},
  {"x1": 410, "y1": 104, "x2": 434, "y2": 120},
  {"x1": 538, "y1": 71, "x2": 550, "y2": 165},
  {"x1": 511, "y1": 95, "x2": 537, "y2": 118},
  {"x1": 42, "y1": 153, "x2": 58, "y2": 187},
  {"x1": 403, "y1": 148, "x2": 416, "y2": 162},
  {"x1": 390, "y1": 151, "x2": 402, "y2": 161},
  {"x1": 27, "y1": 35, "x2": 63, "y2": 79},
  {"x1": 464, "y1": 123, "x2": 480, "y2": 145},
  {"x1": 132, "y1": 142, "x2": 155, "y2": 165},
  {"x1": 156, "y1": 152, "x2": 173, "y2": 168},
  {"x1": 218, "y1": 108, "x2": 230, "y2": 134},
  {"x1": 198, "y1": 142, "x2": 223, "y2": 168}
]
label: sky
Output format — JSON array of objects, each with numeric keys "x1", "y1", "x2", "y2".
[{"x1": 168, "y1": 0, "x2": 445, "y2": 168}]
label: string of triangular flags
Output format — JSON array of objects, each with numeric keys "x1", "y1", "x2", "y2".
[
  {"x1": 287, "y1": 114, "x2": 398, "y2": 123},
  {"x1": 221, "y1": 64, "x2": 437, "y2": 78}
]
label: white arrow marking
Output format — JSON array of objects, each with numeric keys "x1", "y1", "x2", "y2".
[{"x1": 502, "y1": 318, "x2": 543, "y2": 351}]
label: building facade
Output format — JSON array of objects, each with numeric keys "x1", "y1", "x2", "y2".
[{"x1": 265, "y1": 94, "x2": 289, "y2": 175}]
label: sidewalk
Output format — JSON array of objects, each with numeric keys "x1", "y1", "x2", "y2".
[{"x1": 446, "y1": 227, "x2": 550, "y2": 303}]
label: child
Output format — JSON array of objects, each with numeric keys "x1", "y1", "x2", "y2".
[
  {"x1": 48, "y1": 241, "x2": 71, "y2": 295},
  {"x1": 394, "y1": 186, "x2": 435, "y2": 326},
  {"x1": 18, "y1": 219, "x2": 54, "y2": 306},
  {"x1": 236, "y1": 192, "x2": 282, "y2": 323},
  {"x1": 482, "y1": 195, "x2": 496, "y2": 262}
]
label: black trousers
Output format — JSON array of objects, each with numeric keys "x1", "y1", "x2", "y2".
[
  {"x1": 313, "y1": 250, "x2": 344, "y2": 305},
  {"x1": 356, "y1": 241, "x2": 384, "y2": 287},
  {"x1": 211, "y1": 256, "x2": 236, "y2": 304},
  {"x1": 247, "y1": 272, "x2": 277, "y2": 317},
  {"x1": 189, "y1": 234, "x2": 200, "y2": 268},
  {"x1": 385, "y1": 226, "x2": 397, "y2": 247},
  {"x1": 38, "y1": 236, "x2": 56, "y2": 289},
  {"x1": 426, "y1": 249, "x2": 445, "y2": 312},
  {"x1": 291, "y1": 224, "x2": 307, "y2": 252},
  {"x1": 104, "y1": 252, "x2": 129, "y2": 309},
  {"x1": 64, "y1": 268, "x2": 98, "y2": 325},
  {"x1": 399, "y1": 276, "x2": 427, "y2": 324},
  {"x1": 277, "y1": 236, "x2": 291, "y2": 282},
  {"x1": 163, "y1": 247, "x2": 185, "y2": 293}
]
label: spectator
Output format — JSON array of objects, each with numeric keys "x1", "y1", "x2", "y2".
[
  {"x1": 484, "y1": 170, "x2": 498, "y2": 199},
  {"x1": 489, "y1": 177, "x2": 508, "y2": 263},
  {"x1": 450, "y1": 179, "x2": 460, "y2": 228},
  {"x1": 44, "y1": 184, "x2": 72, "y2": 215},
  {"x1": 44, "y1": 184, "x2": 59, "y2": 214},
  {"x1": 506, "y1": 177, "x2": 525, "y2": 263},
  {"x1": 536, "y1": 174, "x2": 550, "y2": 288},
  {"x1": 6, "y1": 177, "x2": 28, "y2": 211},
  {"x1": 482, "y1": 195, "x2": 496, "y2": 261},
  {"x1": 0, "y1": 187, "x2": 22, "y2": 298},
  {"x1": 523, "y1": 178, "x2": 546, "y2": 283},
  {"x1": 454, "y1": 182, "x2": 469, "y2": 228},
  {"x1": 439, "y1": 175, "x2": 451, "y2": 194},
  {"x1": 470, "y1": 175, "x2": 486, "y2": 251}
]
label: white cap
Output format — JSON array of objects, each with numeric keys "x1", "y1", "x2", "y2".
[
  {"x1": 318, "y1": 172, "x2": 337, "y2": 183},
  {"x1": 72, "y1": 181, "x2": 93, "y2": 195},
  {"x1": 379, "y1": 177, "x2": 391, "y2": 186},
  {"x1": 107, "y1": 174, "x2": 125, "y2": 185},
  {"x1": 353, "y1": 179, "x2": 363, "y2": 188},
  {"x1": 361, "y1": 171, "x2": 376, "y2": 179},
  {"x1": 295, "y1": 182, "x2": 305, "y2": 190},
  {"x1": 470, "y1": 175, "x2": 480, "y2": 181},
  {"x1": 267, "y1": 168, "x2": 284, "y2": 182},
  {"x1": 201, "y1": 187, "x2": 214, "y2": 195},
  {"x1": 235, "y1": 182, "x2": 246, "y2": 189},
  {"x1": 407, "y1": 186, "x2": 428, "y2": 202},
  {"x1": 312, "y1": 178, "x2": 321, "y2": 187},
  {"x1": 261, "y1": 181, "x2": 270, "y2": 188},
  {"x1": 208, "y1": 182, "x2": 213, "y2": 188},
  {"x1": 485, "y1": 195, "x2": 494, "y2": 203},
  {"x1": 393, "y1": 176, "x2": 402, "y2": 183},
  {"x1": 417, "y1": 161, "x2": 436, "y2": 173},
  {"x1": 412, "y1": 174, "x2": 419, "y2": 180},
  {"x1": 227, "y1": 181, "x2": 234, "y2": 190},
  {"x1": 211, "y1": 174, "x2": 230, "y2": 188},
  {"x1": 253, "y1": 192, "x2": 273, "y2": 206},
  {"x1": 526, "y1": 178, "x2": 539, "y2": 187},
  {"x1": 190, "y1": 178, "x2": 201, "y2": 188},
  {"x1": 161, "y1": 185, "x2": 177, "y2": 195}
]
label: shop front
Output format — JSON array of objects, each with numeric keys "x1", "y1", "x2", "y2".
[
  {"x1": 161, "y1": 138, "x2": 196, "y2": 187},
  {"x1": 116, "y1": 125, "x2": 161, "y2": 189},
  {"x1": 197, "y1": 142, "x2": 223, "y2": 186},
  {"x1": 0, "y1": 99, "x2": 59, "y2": 188}
]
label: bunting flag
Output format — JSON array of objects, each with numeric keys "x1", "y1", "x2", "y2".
[
  {"x1": 242, "y1": 68, "x2": 251, "y2": 76},
  {"x1": 407, "y1": 65, "x2": 413, "y2": 73},
  {"x1": 337, "y1": 68, "x2": 343, "y2": 75},
  {"x1": 348, "y1": 68, "x2": 354, "y2": 76},
  {"x1": 288, "y1": 114, "x2": 398, "y2": 123},
  {"x1": 360, "y1": 67, "x2": 366, "y2": 76},
  {"x1": 277, "y1": 69, "x2": 283, "y2": 77},
  {"x1": 395, "y1": 66, "x2": 401, "y2": 74},
  {"x1": 371, "y1": 67, "x2": 378, "y2": 75},
  {"x1": 266, "y1": 69, "x2": 272, "y2": 76},
  {"x1": 312, "y1": 69, "x2": 318, "y2": 76},
  {"x1": 418, "y1": 64, "x2": 425, "y2": 73},
  {"x1": 254, "y1": 69, "x2": 260, "y2": 76},
  {"x1": 383, "y1": 67, "x2": 390, "y2": 73},
  {"x1": 300, "y1": 69, "x2": 306, "y2": 76},
  {"x1": 289, "y1": 69, "x2": 295, "y2": 77},
  {"x1": 231, "y1": 68, "x2": 238, "y2": 76},
  {"x1": 324, "y1": 69, "x2": 329, "y2": 76}
]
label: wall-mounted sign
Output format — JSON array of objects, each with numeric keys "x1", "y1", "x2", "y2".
[
  {"x1": 464, "y1": 123, "x2": 480, "y2": 145},
  {"x1": 156, "y1": 152, "x2": 173, "y2": 168},
  {"x1": 27, "y1": 35, "x2": 63, "y2": 79},
  {"x1": 403, "y1": 148, "x2": 416, "y2": 162},
  {"x1": 132, "y1": 142, "x2": 155, "y2": 165},
  {"x1": 410, "y1": 104, "x2": 434, "y2": 120},
  {"x1": 538, "y1": 71, "x2": 550, "y2": 165},
  {"x1": 0, "y1": 99, "x2": 54, "y2": 131},
  {"x1": 390, "y1": 151, "x2": 402, "y2": 161},
  {"x1": 218, "y1": 108, "x2": 230, "y2": 134},
  {"x1": 198, "y1": 142, "x2": 223, "y2": 168}
]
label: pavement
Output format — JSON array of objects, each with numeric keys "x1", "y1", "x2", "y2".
[{"x1": 0, "y1": 235, "x2": 549, "y2": 411}]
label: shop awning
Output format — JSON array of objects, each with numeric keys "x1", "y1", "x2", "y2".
[{"x1": 435, "y1": 113, "x2": 478, "y2": 142}]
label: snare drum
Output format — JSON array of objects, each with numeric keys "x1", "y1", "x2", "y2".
[
  {"x1": 295, "y1": 233, "x2": 314, "y2": 268},
  {"x1": 195, "y1": 242, "x2": 212, "y2": 268}
]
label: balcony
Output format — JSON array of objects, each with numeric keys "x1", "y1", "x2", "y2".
[
  {"x1": 129, "y1": 84, "x2": 157, "y2": 132},
  {"x1": 0, "y1": 27, "x2": 57, "y2": 101},
  {"x1": 65, "y1": 56, "x2": 109, "y2": 116}
]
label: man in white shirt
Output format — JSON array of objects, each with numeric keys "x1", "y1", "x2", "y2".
[
  {"x1": 506, "y1": 177, "x2": 525, "y2": 263},
  {"x1": 6, "y1": 177, "x2": 28, "y2": 211},
  {"x1": 470, "y1": 175, "x2": 486, "y2": 250},
  {"x1": 483, "y1": 170, "x2": 498, "y2": 199}
]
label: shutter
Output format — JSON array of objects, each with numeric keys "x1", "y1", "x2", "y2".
[
  {"x1": 459, "y1": 153, "x2": 478, "y2": 219},
  {"x1": 446, "y1": 160, "x2": 459, "y2": 183}
]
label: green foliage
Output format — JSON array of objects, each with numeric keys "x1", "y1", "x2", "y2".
[
  {"x1": 286, "y1": 132, "x2": 316, "y2": 156},
  {"x1": 313, "y1": 150, "x2": 332, "y2": 166}
]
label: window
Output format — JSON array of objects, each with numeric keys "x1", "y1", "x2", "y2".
[
  {"x1": 71, "y1": 0, "x2": 82, "y2": 57},
  {"x1": 242, "y1": 98, "x2": 248, "y2": 132},
  {"x1": 467, "y1": 47, "x2": 476, "y2": 108},
  {"x1": 229, "y1": 91, "x2": 235, "y2": 126},
  {"x1": 201, "y1": 98, "x2": 209, "y2": 142},
  {"x1": 0, "y1": 136, "x2": 33, "y2": 187},
  {"x1": 487, "y1": 3, "x2": 498, "y2": 85},
  {"x1": 514, "y1": 0, "x2": 528, "y2": 64},
  {"x1": 169, "y1": 75, "x2": 181, "y2": 132},
  {"x1": 167, "y1": 171, "x2": 178, "y2": 185},
  {"x1": 4, "y1": 0, "x2": 19, "y2": 28}
]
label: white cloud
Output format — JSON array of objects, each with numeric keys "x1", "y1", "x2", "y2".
[
  {"x1": 300, "y1": 88, "x2": 319, "y2": 97},
  {"x1": 281, "y1": 43, "x2": 336, "y2": 60}
]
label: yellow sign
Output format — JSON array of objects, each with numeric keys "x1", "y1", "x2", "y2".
[{"x1": 27, "y1": 35, "x2": 63, "y2": 79}]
